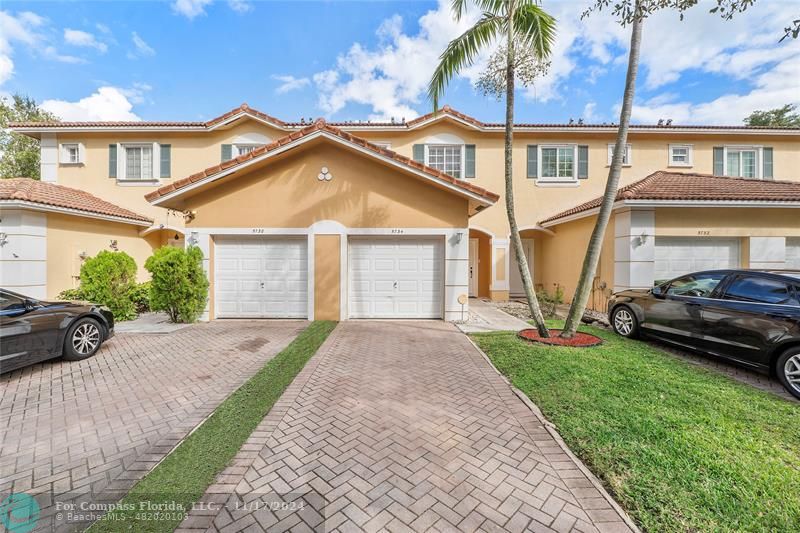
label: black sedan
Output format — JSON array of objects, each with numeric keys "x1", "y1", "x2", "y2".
[
  {"x1": 0, "y1": 289, "x2": 114, "y2": 374},
  {"x1": 608, "y1": 270, "x2": 800, "y2": 399}
]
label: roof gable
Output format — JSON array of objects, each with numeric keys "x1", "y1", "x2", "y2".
[{"x1": 144, "y1": 119, "x2": 499, "y2": 209}]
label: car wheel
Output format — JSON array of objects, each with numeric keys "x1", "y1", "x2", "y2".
[
  {"x1": 776, "y1": 347, "x2": 800, "y2": 400},
  {"x1": 612, "y1": 306, "x2": 639, "y2": 339},
  {"x1": 63, "y1": 317, "x2": 104, "y2": 361}
]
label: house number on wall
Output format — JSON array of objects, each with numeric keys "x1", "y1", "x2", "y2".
[
  {"x1": 252, "y1": 229, "x2": 265, "y2": 234},
  {"x1": 391, "y1": 229, "x2": 404, "y2": 234},
  {"x1": 697, "y1": 230, "x2": 710, "y2": 236}
]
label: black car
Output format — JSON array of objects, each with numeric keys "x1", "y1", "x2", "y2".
[
  {"x1": 0, "y1": 289, "x2": 114, "y2": 374},
  {"x1": 608, "y1": 270, "x2": 800, "y2": 399}
]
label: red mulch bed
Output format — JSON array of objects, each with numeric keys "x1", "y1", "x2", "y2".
[{"x1": 517, "y1": 328, "x2": 603, "y2": 347}]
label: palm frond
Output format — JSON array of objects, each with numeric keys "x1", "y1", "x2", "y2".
[
  {"x1": 452, "y1": 0, "x2": 508, "y2": 21},
  {"x1": 513, "y1": 3, "x2": 557, "y2": 60},
  {"x1": 427, "y1": 13, "x2": 502, "y2": 111}
]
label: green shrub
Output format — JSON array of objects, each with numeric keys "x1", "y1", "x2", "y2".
[
  {"x1": 145, "y1": 246, "x2": 209, "y2": 323},
  {"x1": 80, "y1": 250, "x2": 138, "y2": 321},
  {"x1": 129, "y1": 282, "x2": 151, "y2": 314},
  {"x1": 57, "y1": 287, "x2": 86, "y2": 301}
]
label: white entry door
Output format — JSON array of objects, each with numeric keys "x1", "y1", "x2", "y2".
[
  {"x1": 348, "y1": 238, "x2": 443, "y2": 319},
  {"x1": 469, "y1": 238, "x2": 479, "y2": 297},
  {"x1": 654, "y1": 237, "x2": 740, "y2": 282},
  {"x1": 215, "y1": 236, "x2": 308, "y2": 318},
  {"x1": 786, "y1": 238, "x2": 800, "y2": 269},
  {"x1": 509, "y1": 239, "x2": 534, "y2": 297}
]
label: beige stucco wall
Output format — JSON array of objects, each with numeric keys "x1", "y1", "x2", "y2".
[
  {"x1": 314, "y1": 234, "x2": 341, "y2": 320},
  {"x1": 180, "y1": 140, "x2": 469, "y2": 229},
  {"x1": 46, "y1": 213, "x2": 159, "y2": 298},
  {"x1": 536, "y1": 214, "x2": 615, "y2": 312},
  {"x1": 655, "y1": 208, "x2": 800, "y2": 236},
  {"x1": 357, "y1": 120, "x2": 800, "y2": 239}
]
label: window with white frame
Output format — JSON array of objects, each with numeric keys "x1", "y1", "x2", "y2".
[
  {"x1": 59, "y1": 143, "x2": 83, "y2": 164},
  {"x1": 372, "y1": 141, "x2": 392, "y2": 150},
  {"x1": 426, "y1": 145, "x2": 463, "y2": 178},
  {"x1": 726, "y1": 147, "x2": 758, "y2": 178},
  {"x1": 607, "y1": 143, "x2": 632, "y2": 166},
  {"x1": 669, "y1": 144, "x2": 693, "y2": 167},
  {"x1": 539, "y1": 145, "x2": 576, "y2": 182},
  {"x1": 123, "y1": 144, "x2": 154, "y2": 180}
]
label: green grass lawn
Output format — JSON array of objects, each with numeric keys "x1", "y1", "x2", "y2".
[
  {"x1": 472, "y1": 322, "x2": 800, "y2": 533},
  {"x1": 88, "y1": 320, "x2": 337, "y2": 533}
]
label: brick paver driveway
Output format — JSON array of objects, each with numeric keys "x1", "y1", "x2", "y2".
[
  {"x1": 0, "y1": 320, "x2": 306, "y2": 530},
  {"x1": 181, "y1": 321, "x2": 634, "y2": 533}
]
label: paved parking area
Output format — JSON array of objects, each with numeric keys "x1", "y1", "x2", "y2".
[
  {"x1": 179, "y1": 321, "x2": 635, "y2": 533},
  {"x1": 0, "y1": 320, "x2": 306, "y2": 529}
]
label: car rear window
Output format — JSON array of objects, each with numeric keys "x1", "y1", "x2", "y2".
[{"x1": 723, "y1": 276, "x2": 799, "y2": 306}]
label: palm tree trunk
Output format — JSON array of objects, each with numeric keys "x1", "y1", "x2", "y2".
[
  {"x1": 560, "y1": 4, "x2": 643, "y2": 338},
  {"x1": 504, "y1": 1, "x2": 549, "y2": 337}
]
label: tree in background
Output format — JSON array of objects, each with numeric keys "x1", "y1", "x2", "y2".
[
  {"x1": 559, "y1": 0, "x2": 755, "y2": 338},
  {"x1": 429, "y1": 0, "x2": 556, "y2": 337},
  {"x1": 744, "y1": 104, "x2": 800, "y2": 128},
  {"x1": 0, "y1": 94, "x2": 58, "y2": 179}
]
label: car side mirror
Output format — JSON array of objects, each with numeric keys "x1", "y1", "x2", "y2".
[
  {"x1": 24, "y1": 299, "x2": 38, "y2": 312},
  {"x1": 651, "y1": 286, "x2": 665, "y2": 298}
]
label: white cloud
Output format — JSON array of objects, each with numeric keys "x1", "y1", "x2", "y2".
[
  {"x1": 582, "y1": 101, "x2": 598, "y2": 122},
  {"x1": 227, "y1": 0, "x2": 252, "y2": 13},
  {"x1": 64, "y1": 28, "x2": 107, "y2": 53},
  {"x1": 96, "y1": 23, "x2": 111, "y2": 35},
  {"x1": 172, "y1": 0, "x2": 213, "y2": 19},
  {"x1": 310, "y1": 1, "x2": 487, "y2": 120},
  {"x1": 43, "y1": 46, "x2": 85, "y2": 64},
  {"x1": 0, "y1": 10, "x2": 45, "y2": 85},
  {"x1": 272, "y1": 75, "x2": 310, "y2": 94},
  {"x1": 128, "y1": 32, "x2": 155, "y2": 58},
  {"x1": 40, "y1": 86, "x2": 148, "y2": 121}
]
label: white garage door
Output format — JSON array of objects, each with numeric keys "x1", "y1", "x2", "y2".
[
  {"x1": 215, "y1": 237, "x2": 308, "y2": 318},
  {"x1": 787, "y1": 238, "x2": 800, "y2": 269},
  {"x1": 349, "y1": 238, "x2": 443, "y2": 319},
  {"x1": 654, "y1": 237, "x2": 740, "y2": 282}
]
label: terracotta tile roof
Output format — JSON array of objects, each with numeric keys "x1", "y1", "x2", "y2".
[
  {"x1": 145, "y1": 119, "x2": 500, "y2": 204},
  {"x1": 0, "y1": 178, "x2": 153, "y2": 224},
  {"x1": 9, "y1": 103, "x2": 288, "y2": 130},
  {"x1": 540, "y1": 171, "x2": 800, "y2": 225},
  {"x1": 11, "y1": 103, "x2": 799, "y2": 132}
]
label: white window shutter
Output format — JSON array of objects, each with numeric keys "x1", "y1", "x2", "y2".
[
  {"x1": 58, "y1": 144, "x2": 68, "y2": 164},
  {"x1": 78, "y1": 143, "x2": 86, "y2": 164}
]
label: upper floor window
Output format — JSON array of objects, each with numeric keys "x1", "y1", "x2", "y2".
[
  {"x1": 414, "y1": 133, "x2": 474, "y2": 180},
  {"x1": 123, "y1": 144, "x2": 153, "y2": 180},
  {"x1": 59, "y1": 143, "x2": 83, "y2": 165},
  {"x1": 714, "y1": 145, "x2": 772, "y2": 179},
  {"x1": 607, "y1": 143, "x2": 632, "y2": 166},
  {"x1": 726, "y1": 147, "x2": 757, "y2": 178},
  {"x1": 222, "y1": 132, "x2": 271, "y2": 162},
  {"x1": 427, "y1": 145, "x2": 462, "y2": 178},
  {"x1": 233, "y1": 144, "x2": 260, "y2": 157},
  {"x1": 540, "y1": 145, "x2": 576, "y2": 182},
  {"x1": 372, "y1": 141, "x2": 392, "y2": 150},
  {"x1": 669, "y1": 144, "x2": 693, "y2": 167}
]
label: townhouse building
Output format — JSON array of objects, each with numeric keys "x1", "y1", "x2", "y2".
[{"x1": 4, "y1": 104, "x2": 799, "y2": 320}]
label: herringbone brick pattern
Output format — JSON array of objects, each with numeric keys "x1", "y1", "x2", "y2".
[
  {"x1": 0, "y1": 320, "x2": 306, "y2": 531},
  {"x1": 179, "y1": 321, "x2": 634, "y2": 533}
]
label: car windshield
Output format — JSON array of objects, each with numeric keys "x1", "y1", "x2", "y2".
[{"x1": 666, "y1": 273, "x2": 726, "y2": 297}]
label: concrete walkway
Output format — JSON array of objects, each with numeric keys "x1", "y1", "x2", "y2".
[
  {"x1": 458, "y1": 298, "x2": 532, "y2": 333},
  {"x1": 114, "y1": 312, "x2": 193, "y2": 334},
  {"x1": 178, "y1": 321, "x2": 635, "y2": 532}
]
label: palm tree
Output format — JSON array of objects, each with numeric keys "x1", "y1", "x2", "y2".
[
  {"x1": 560, "y1": 3, "x2": 643, "y2": 338},
  {"x1": 428, "y1": 0, "x2": 556, "y2": 337}
]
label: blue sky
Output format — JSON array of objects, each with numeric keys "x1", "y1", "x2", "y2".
[{"x1": 1, "y1": 0, "x2": 798, "y2": 125}]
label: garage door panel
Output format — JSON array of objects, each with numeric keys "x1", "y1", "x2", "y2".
[
  {"x1": 655, "y1": 237, "x2": 740, "y2": 281},
  {"x1": 348, "y1": 238, "x2": 443, "y2": 319},
  {"x1": 215, "y1": 237, "x2": 308, "y2": 318}
]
